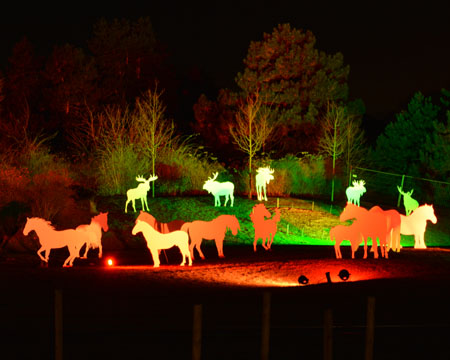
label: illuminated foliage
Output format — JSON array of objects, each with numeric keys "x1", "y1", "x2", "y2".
[{"x1": 236, "y1": 23, "x2": 350, "y2": 154}]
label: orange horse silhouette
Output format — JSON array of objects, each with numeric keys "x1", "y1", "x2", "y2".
[
  {"x1": 400, "y1": 204, "x2": 437, "y2": 248},
  {"x1": 136, "y1": 211, "x2": 185, "y2": 233},
  {"x1": 329, "y1": 223, "x2": 363, "y2": 259},
  {"x1": 76, "y1": 212, "x2": 109, "y2": 258},
  {"x1": 370, "y1": 206, "x2": 402, "y2": 252},
  {"x1": 250, "y1": 204, "x2": 281, "y2": 251},
  {"x1": 181, "y1": 215, "x2": 240, "y2": 260},
  {"x1": 339, "y1": 203, "x2": 390, "y2": 259},
  {"x1": 23, "y1": 217, "x2": 86, "y2": 267},
  {"x1": 131, "y1": 220, "x2": 192, "y2": 268}
]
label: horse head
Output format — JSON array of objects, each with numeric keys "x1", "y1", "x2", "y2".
[
  {"x1": 424, "y1": 204, "x2": 437, "y2": 224},
  {"x1": 95, "y1": 212, "x2": 109, "y2": 232},
  {"x1": 340, "y1": 202, "x2": 364, "y2": 222}
]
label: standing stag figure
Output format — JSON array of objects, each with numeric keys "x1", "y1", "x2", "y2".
[
  {"x1": 397, "y1": 186, "x2": 419, "y2": 215},
  {"x1": 202, "y1": 172, "x2": 235, "y2": 207},
  {"x1": 346, "y1": 179, "x2": 366, "y2": 206},
  {"x1": 255, "y1": 167, "x2": 274, "y2": 201},
  {"x1": 125, "y1": 175, "x2": 158, "y2": 213}
]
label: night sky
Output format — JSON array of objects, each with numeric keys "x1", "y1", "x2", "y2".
[{"x1": 1, "y1": 2, "x2": 449, "y2": 134}]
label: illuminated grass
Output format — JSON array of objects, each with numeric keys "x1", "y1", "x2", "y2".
[{"x1": 100, "y1": 195, "x2": 449, "y2": 248}]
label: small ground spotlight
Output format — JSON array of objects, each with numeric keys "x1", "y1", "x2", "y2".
[
  {"x1": 338, "y1": 269, "x2": 350, "y2": 281},
  {"x1": 106, "y1": 258, "x2": 114, "y2": 267},
  {"x1": 298, "y1": 275, "x2": 309, "y2": 285}
]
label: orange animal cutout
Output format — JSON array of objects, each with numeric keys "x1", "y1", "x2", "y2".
[
  {"x1": 339, "y1": 203, "x2": 389, "y2": 259},
  {"x1": 400, "y1": 204, "x2": 437, "y2": 249},
  {"x1": 370, "y1": 207, "x2": 402, "y2": 252},
  {"x1": 23, "y1": 217, "x2": 86, "y2": 267},
  {"x1": 136, "y1": 210, "x2": 185, "y2": 233},
  {"x1": 250, "y1": 203, "x2": 281, "y2": 252},
  {"x1": 76, "y1": 212, "x2": 109, "y2": 258},
  {"x1": 329, "y1": 223, "x2": 363, "y2": 259},
  {"x1": 131, "y1": 219, "x2": 192, "y2": 268},
  {"x1": 181, "y1": 215, "x2": 240, "y2": 260}
]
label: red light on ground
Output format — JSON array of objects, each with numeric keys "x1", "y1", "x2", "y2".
[{"x1": 106, "y1": 258, "x2": 114, "y2": 267}]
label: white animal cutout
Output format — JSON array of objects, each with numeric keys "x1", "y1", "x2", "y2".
[
  {"x1": 202, "y1": 172, "x2": 235, "y2": 207},
  {"x1": 345, "y1": 179, "x2": 366, "y2": 206},
  {"x1": 125, "y1": 175, "x2": 158, "y2": 213},
  {"x1": 131, "y1": 220, "x2": 192, "y2": 268},
  {"x1": 255, "y1": 167, "x2": 274, "y2": 201},
  {"x1": 400, "y1": 204, "x2": 437, "y2": 248},
  {"x1": 397, "y1": 186, "x2": 419, "y2": 216}
]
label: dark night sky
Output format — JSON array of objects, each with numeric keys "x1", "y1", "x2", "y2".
[{"x1": 1, "y1": 2, "x2": 450, "y2": 132}]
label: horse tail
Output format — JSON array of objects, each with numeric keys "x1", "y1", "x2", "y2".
[{"x1": 181, "y1": 222, "x2": 191, "y2": 235}]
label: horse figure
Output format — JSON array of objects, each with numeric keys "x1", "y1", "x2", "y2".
[
  {"x1": 370, "y1": 207, "x2": 402, "y2": 252},
  {"x1": 181, "y1": 215, "x2": 240, "y2": 260},
  {"x1": 250, "y1": 203, "x2": 281, "y2": 252},
  {"x1": 400, "y1": 204, "x2": 437, "y2": 249},
  {"x1": 136, "y1": 211, "x2": 185, "y2": 233},
  {"x1": 397, "y1": 186, "x2": 419, "y2": 215},
  {"x1": 23, "y1": 217, "x2": 85, "y2": 267},
  {"x1": 329, "y1": 223, "x2": 363, "y2": 259},
  {"x1": 345, "y1": 180, "x2": 366, "y2": 206},
  {"x1": 255, "y1": 167, "x2": 274, "y2": 201},
  {"x1": 339, "y1": 203, "x2": 389, "y2": 259},
  {"x1": 125, "y1": 174, "x2": 158, "y2": 213},
  {"x1": 203, "y1": 172, "x2": 235, "y2": 207},
  {"x1": 131, "y1": 220, "x2": 192, "y2": 268},
  {"x1": 76, "y1": 212, "x2": 109, "y2": 258}
]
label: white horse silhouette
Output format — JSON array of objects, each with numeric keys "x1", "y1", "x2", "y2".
[
  {"x1": 255, "y1": 167, "x2": 274, "y2": 201},
  {"x1": 397, "y1": 186, "x2": 419, "y2": 215},
  {"x1": 400, "y1": 204, "x2": 437, "y2": 248},
  {"x1": 202, "y1": 172, "x2": 235, "y2": 207},
  {"x1": 132, "y1": 220, "x2": 192, "y2": 268},
  {"x1": 125, "y1": 175, "x2": 158, "y2": 213},
  {"x1": 345, "y1": 180, "x2": 366, "y2": 206}
]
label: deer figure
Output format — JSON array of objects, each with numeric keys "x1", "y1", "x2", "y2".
[
  {"x1": 125, "y1": 175, "x2": 158, "y2": 213},
  {"x1": 397, "y1": 186, "x2": 419, "y2": 216},
  {"x1": 255, "y1": 167, "x2": 274, "y2": 201},
  {"x1": 345, "y1": 179, "x2": 366, "y2": 206},
  {"x1": 202, "y1": 172, "x2": 235, "y2": 207}
]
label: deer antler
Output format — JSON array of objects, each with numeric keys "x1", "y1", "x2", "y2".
[
  {"x1": 136, "y1": 175, "x2": 146, "y2": 182},
  {"x1": 397, "y1": 185, "x2": 405, "y2": 194},
  {"x1": 209, "y1": 172, "x2": 218, "y2": 181}
]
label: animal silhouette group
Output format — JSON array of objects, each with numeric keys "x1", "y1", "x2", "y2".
[{"x1": 331, "y1": 192, "x2": 437, "y2": 259}]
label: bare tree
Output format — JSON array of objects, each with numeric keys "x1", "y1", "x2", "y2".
[
  {"x1": 229, "y1": 92, "x2": 274, "y2": 198},
  {"x1": 318, "y1": 102, "x2": 365, "y2": 202},
  {"x1": 134, "y1": 85, "x2": 174, "y2": 197}
]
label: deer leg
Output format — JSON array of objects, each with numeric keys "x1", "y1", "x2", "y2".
[{"x1": 132, "y1": 200, "x2": 136, "y2": 213}]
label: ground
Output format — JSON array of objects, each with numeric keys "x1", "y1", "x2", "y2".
[{"x1": 1, "y1": 196, "x2": 449, "y2": 359}]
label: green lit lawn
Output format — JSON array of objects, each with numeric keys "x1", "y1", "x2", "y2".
[{"x1": 100, "y1": 195, "x2": 450, "y2": 248}]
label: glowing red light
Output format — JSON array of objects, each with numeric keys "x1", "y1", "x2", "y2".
[{"x1": 107, "y1": 258, "x2": 114, "y2": 267}]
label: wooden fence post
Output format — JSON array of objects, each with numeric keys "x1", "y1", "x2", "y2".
[
  {"x1": 323, "y1": 308, "x2": 332, "y2": 360},
  {"x1": 54, "y1": 289, "x2": 63, "y2": 360},
  {"x1": 365, "y1": 296, "x2": 376, "y2": 360},
  {"x1": 261, "y1": 291, "x2": 271, "y2": 360},
  {"x1": 192, "y1": 304, "x2": 202, "y2": 360}
]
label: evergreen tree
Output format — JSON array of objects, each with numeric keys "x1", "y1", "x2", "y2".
[
  {"x1": 235, "y1": 23, "x2": 350, "y2": 155},
  {"x1": 373, "y1": 91, "x2": 441, "y2": 177}
]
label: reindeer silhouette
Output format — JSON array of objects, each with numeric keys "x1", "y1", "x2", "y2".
[
  {"x1": 346, "y1": 180, "x2": 366, "y2": 206},
  {"x1": 202, "y1": 172, "x2": 235, "y2": 207},
  {"x1": 125, "y1": 175, "x2": 158, "y2": 213},
  {"x1": 397, "y1": 186, "x2": 419, "y2": 215},
  {"x1": 255, "y1": 167, "x2": 274, "y2": 201}
]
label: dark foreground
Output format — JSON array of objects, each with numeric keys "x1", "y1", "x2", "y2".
[{"x1": 1, "y1": 245, "x2": 450, "y2": 360}]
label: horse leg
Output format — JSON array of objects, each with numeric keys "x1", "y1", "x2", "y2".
[
  {"x1": 178, "y1": 246, "x2": 186, "y2": 266},
  {"x1": 196, "y1": 242, "x2": 205, "y2": 260},
  {"x1": 262, "y1": 237, "x2": 268, "y2": 250},
  {"x1": 149, "y1": 248, "x2": 160, "y2": 268},
  {"x1": 37, "y1": 246, "x2": 47, "y2": 262},
  {"x1": 189, "y1": 241, "x2": 196, "y2": 261},
  {"x1": 98, "y1": 244, "x2": 102, "y2": 258},
  {"x1": 81, "y1": 243, "x2": 89, "y2": 259},
  {"x1": 215, "y1": 237, "x2": 225, "y2": 258},
  {"x1": 253, "y1": 236, "x2": 258, "y2": 252},
  {"x1": 363, "y1": 239, "x2": 368, "y2": 259},
  {"x1": 334, "y1": 242, "x2": 341, "y2": 259}
]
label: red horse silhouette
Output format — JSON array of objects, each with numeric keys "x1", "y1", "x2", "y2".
[{"x1": 250, "y1": 204, "x2": 281, "y2": 251}]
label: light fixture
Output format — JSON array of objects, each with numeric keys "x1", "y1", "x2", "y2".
[
  {"x1": 298, "y1": 275, "x2": 309, "y2": 285},
  {"x1": 106, "y1": 258, "x2": 114, "y2": 267},
  {"x1": 338, "y1": 269, "x2": 350, "y2": 281}
]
